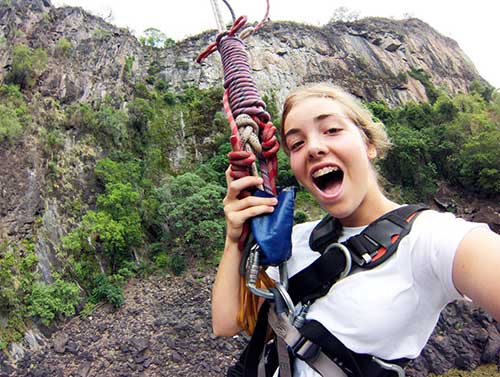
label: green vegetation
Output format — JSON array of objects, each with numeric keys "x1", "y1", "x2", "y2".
[
  {"x1": 123, "y1": 55, "x2": 135, "y2": 81},
  {"x1": 27, "y1": 274, "x2": 80, "y2": 325},
  {"x1": 5, "y1": 44, "x2": 47, "y2": 90},
  {"x1": 0, "y1": 84, "x2": 30, "y2": 143},
  {"x1": 140, "y1": 27, "x2": 175, "y2": 48},
  {"x1": 368, "y1": 81, "x2": 500, "y2": 200},
  {"x1": 55, "y1": 37, "x2": 72, "y2": 56},
  {"x1": 0, "y1": 240, "x2": 71, "y2": 346}
]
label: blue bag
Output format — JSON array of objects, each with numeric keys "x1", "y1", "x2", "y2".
[{"x1": 250, "y1": 186, "x2": 296, "y2": 266}]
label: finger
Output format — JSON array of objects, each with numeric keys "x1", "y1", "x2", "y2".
[
  {"x1": 227, "y1": 194, "x2": 278, "y2": 211},
  {"x1": 225, "y1": 166, "x2": 233, "y2": 185},
  {"x1": 226, "y1": 204, "x2": 276, "y2": 230},
  {"x1": 226, "y1": 175, "x2": 263, "y2": 199}
]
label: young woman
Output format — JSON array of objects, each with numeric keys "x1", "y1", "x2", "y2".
[{"x1": 212, "y1": 83, "x2": 500, "y2": 376}]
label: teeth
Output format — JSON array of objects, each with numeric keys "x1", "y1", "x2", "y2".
[{"x1": 312, "y1": 166, "x2": 339, "y2": 178}]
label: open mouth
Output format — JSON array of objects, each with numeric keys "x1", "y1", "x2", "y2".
[{"x1": 312, "y1": 166, "x2": 344, "y2": 195}]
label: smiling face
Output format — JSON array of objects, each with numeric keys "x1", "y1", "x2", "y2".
[{"x1": 284, "y1": 96, "x2": 382, "y2": 226}]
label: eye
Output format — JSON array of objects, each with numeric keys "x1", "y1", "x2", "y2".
[
  {"x1": 325, "y1": 127, "x2": 339, "y2": 135},
  {"x1": 288, "y1": 140, "x2": 303, "y2": 151}
]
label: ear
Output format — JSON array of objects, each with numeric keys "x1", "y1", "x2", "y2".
[{"x1": 367, "y1": 144, "x2": 377, "y2": 160}]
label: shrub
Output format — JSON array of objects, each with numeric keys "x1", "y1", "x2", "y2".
[
  {"x1": 458, "y1": 129, "x2": 500, "y2": 196},
  {"x1": 55, "y1": 37, "x2": 72, "y2": 56},
  {"x1": 294, "y1": 210, "x2": 309, "y2": 224},
  {"x1": 0, "y1": 103, "x2": 24, "y2": 143},
  {"x1": 90, "y1": 274, "x2": 124, "y2": 308},
  {"x1": 27, "y1": 276, "x2": 80, "y2": 325},
  {"x1": 157, "y1": 173, "x2": 225, "y2": 260},
  {"x1": 5, "y1": 45, "x2": 47, "y2": 89},
  {"x1": 0, "y1": 250, "x2": 18, "y2": 312}
]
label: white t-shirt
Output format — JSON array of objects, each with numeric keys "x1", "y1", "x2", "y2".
[{"x1": 267, "y1": 209, "x2": 487, "y2": 377}]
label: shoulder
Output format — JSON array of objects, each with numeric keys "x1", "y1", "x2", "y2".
[
  {"x1": 405, "y1": 209, "x2": 489, "y2": 300},
  {"x1": 410, "y1": 209, "x2": 488, "y2": 243}
]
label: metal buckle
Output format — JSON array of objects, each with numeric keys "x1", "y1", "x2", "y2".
[
  {"x1": 372, "y1": 357, "x2": 405, "y2": 377},
  {"x1": 290, "y1": 337, "x2": 321, "y2": 362},
  {"x1": 324, "y1": 243, "x2": 352, "y2": 278}
]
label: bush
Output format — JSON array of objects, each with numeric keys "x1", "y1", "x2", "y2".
[
  {"x1": 90, "y1": 274, "x2": 124, "y2": 308},
  {"x1": 157, "y1": 173, "x2": 225, "y2": 260},
  {"x1": 55, "y1": 37, "x2": 72, "y2": 56},
  {"x1": 0, "y1": 250, "x2": 18, "y2": 312},
  {"x1": 5, "y1": 45, "x2": 47, "y2": 89},
  {"x1": 294, "y1": 210, "x2": 309, "y2": 224},
  {"x1": 0, "y1": 103, "x2": 24, "y2": 143},
  {"x1": 27, "y1": 276, "x2": 80, "y2": 325},
  {"x1": 458, "y1": 129, "x2": 500, "y2": 196}
]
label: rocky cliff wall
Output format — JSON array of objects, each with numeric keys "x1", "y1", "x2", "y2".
[{"x1": 0, "y1": 0, "x2": 486, "y2": 108}]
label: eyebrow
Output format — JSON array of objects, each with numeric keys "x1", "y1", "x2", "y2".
[
  {"x1": 314, "y1": 113, "x2": 337, "y2": 122},
  {"x1": 284, "y1": 113, "x2": 346, "y2": 140}
]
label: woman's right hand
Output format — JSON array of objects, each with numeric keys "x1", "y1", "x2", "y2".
[{"x1": 223, "y1": 167, "x2": 278, "y2": 244}]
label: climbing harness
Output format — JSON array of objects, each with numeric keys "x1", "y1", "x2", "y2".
[
  {"x1": 228, "y1": 204, "x2": 428, "y2": 377},
  {"x1": 197, "y1": 0, "x2": 295, "y2": 333}
]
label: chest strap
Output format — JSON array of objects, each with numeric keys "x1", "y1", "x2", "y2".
[{"x1": 289, "y1": 204, "x2": 427, "y2": 305}]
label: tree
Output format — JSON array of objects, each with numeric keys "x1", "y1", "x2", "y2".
[
  {"x1": 328, "y1": 7, "x2": 360, "y2": 23},
  {"x1": 140, "y1": 28, "x2": 175, "y2": 48}
]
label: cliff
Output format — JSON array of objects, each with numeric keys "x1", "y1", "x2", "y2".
[{"x1": 0, "y1": 0, "x2": 486, "y2": 107}]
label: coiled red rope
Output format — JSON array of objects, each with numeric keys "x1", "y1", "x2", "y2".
[{"x1": 197, "y1": 5, "x2": 278, "y2": 196}]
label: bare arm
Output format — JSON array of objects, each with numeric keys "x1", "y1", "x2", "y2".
[
  {"x1": 211, "y1": 168, "x2": 277, "y2": 336},
  {"x1": 453, "y1": 227, "x2": 500, "y2": 321}
]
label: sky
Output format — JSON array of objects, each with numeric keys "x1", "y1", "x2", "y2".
[{"x1": 52, "y1": 0, "x2": 500, "y2": 89}]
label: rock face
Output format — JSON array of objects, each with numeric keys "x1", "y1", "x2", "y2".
[
  {"x1": 0, "y1": 1, "x2": 486, "y2": 109},
  {"x1": 0, "y1": 141, "x2": 43, "y2": 239}
]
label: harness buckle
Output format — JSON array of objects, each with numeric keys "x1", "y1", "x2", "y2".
[
  {"x1": 372, "y1": 356, "x2": 405, "y2": 377},
  {"x1": 290, "y1": 337, "x2": 321, "y2": 363}
]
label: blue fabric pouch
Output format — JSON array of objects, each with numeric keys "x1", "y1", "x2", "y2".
[{"x1": 250, "y1": 186, "x2": 296, "y2": 266}]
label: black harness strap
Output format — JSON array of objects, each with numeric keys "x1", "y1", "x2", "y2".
[
  {"x1": 227, "y1": 300, "x2": 271, "y2": 377},
  {"x1": 287, "y1": 245, "x2": 348, "y2": 305},
  {"x1": 344, "y1": 205, "x2": 426, "y2": 268},
  {"x1": 289, "y1": 205, "x2": 427, "y2": 305},
  {"x1": 298, "y1": 320, "x2": 407, "y2": 377}
]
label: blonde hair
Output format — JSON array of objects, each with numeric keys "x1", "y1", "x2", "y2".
[{"x1": 280, "y1": 83, "x2": 391, "y2": 159}]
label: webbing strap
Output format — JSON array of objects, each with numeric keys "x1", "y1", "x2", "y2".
[
  {"x1": 268, "y1": 306, "x2": 348, "y2": 377},
  {"x1": 287, "y1": 246, "x2": 347, "y2": 305},
  {"x1": 291, "y1": 205, "x2": 427, "y2": 305},
  {"x1": 299, "y1": 320, "x2": 408, "y2": 377},
  {"x1": 344, "y1": 204, "x2": 427, "y2": 268}
]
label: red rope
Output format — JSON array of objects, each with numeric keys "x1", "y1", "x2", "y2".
[
  {"x1": 197, "y1": 1, "x2": 278, "y2": 260},
  {"x1": 197, "y1": 6, "x2": 278, "y2": 196}
]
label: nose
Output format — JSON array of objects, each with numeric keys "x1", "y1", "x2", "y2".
[{"x1": 307, "y1": 139, "x2": 328, "y2": 159}]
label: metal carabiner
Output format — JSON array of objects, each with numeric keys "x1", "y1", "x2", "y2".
[{"x1": 245, "y1": 244, "x2": 274, "y2": 300}]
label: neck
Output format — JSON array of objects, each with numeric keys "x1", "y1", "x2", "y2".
[{"x1": 340, "y1": 188, "x2": 399, "y2": 227}]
